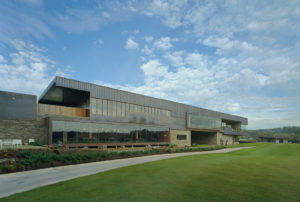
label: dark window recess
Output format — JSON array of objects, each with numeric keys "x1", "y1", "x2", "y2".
[{"x1": 177, "y1": 135, "x2": 187, "y2": 140}]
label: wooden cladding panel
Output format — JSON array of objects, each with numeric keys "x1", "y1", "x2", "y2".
[{"x1": 38, "y1": 104, "x2": 89, "y2": 117}]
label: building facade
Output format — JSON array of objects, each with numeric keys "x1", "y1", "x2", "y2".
[{"x1": 0, "y1": 77, "x2": 248, "y2": 148}]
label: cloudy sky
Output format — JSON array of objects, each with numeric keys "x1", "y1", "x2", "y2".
[{"x1": 0, "y1": 0, "x2": 300, "y2": 129}]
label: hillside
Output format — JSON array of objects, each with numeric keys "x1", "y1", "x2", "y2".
[{"x1": 247, "y1": 126, "x2": 300, "y2": 142}]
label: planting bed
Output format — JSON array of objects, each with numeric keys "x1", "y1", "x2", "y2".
[{"x1": 0, "y1": 145, "x2": 225, "y2": 174}]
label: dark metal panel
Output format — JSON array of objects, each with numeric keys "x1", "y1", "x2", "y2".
[
  {"x1": 0, "y1": 91, "x2": 37, "y2": 120},
  {"x1": 223, "y1": 127, "x2": 248, "y2": 136}
]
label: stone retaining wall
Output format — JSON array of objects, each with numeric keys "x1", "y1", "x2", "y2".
[
  {"x1": 0, "y1": 117, "x2": 48, "y2": 144},
  {"x1": 170, "y1": 129, "x2": 191, "y2": 147},
  {"x1": 217, "y1": 133, "x2": 235, "y2": 146}
]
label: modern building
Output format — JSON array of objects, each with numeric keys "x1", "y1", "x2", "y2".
[
  {"x1": 0, "y1": 76, "x2": 248, "y2": 148},
  {"x1": 258, "y1": 136, "x2": 288, "y2": 144}
]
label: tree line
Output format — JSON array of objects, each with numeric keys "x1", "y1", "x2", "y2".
[{"x1": 247, "y1": 127, "x2": 300, "y2": 142}]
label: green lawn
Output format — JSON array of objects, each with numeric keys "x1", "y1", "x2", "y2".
[{"x1": 2, "y1": 143, "x2": 300, "y2": 202}]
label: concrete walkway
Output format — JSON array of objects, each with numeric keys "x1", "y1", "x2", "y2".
[{"x1": 0, "y1": 147, "x2": 253, "y2": 198}]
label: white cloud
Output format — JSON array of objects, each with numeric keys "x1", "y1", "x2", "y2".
[
  {"x1": 164, "y1": 51, "x2": 184, "y2": 67},
  {"x1": 101, "y1": 11, "x2": 110, "y2": 18},
  {"x1": 139, "y1": 0, "x2": 188, "y2": 29},
  {"x1": 203, "y1": 36, "x2": 258, "y2": 54},
  {"x1": 140, "y1": 60, "x2": 168, "y2": 81},
  {"x1": 125, "y1": 38, "x2": 139, "y2": 50},
  {"x1": 97, "y1": 39, "x2": 103, "y2": 45},
  {"x1": 133, "y1": 29, "x2": 140, "y2": 34},
  {"x1": 144, "y1": 36, "x2": 154, "y2": 43},
  {"x1": 153, "y1": 37, "x2": 173, "y2": 50},
  {"x1": 228, "y1": 103, "x2": 240, "y2": 112},
  {"x1": 0, "y1": 55, "x2": 7, "y2": 63},
  {"x1": 0, "y1": 40, "x2": 70, "y2": 95},
  {"x1": 141, "y1": 45, "x2": 155, "y2": 57},
  {"x1": 185, "y1": 53, "x2": 208, "y2": 69}
]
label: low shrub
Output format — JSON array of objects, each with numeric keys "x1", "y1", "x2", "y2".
[
  {"x1": 143, "y1": 150, "x2": 151, "y2": 154},
  {"x1": 132, "y1": 151, "x2": 143, "y2": 156},
  {"x1": 109, "y1": 151, "x2": 118, "y2": 156},
  {"x1": 17, "y1": 150, "x2": 32, "y2": 158},
  {"x1": 120, "y1": 151, "x2": 131, "y2": 157},
  {"x1": 30, "y1": 142, "x2": 43, "y2": 146}
]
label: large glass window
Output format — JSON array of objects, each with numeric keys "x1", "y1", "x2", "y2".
[
  {"x1": 91, "y1": 98, "x2": 97, "y2": 115},
  {"x1": 166, "y1": 111, "x2": 170, "y2": 117},
  {"x1": 177, "y1": 135, "x2": 187, "y2": 140},
  {"x1": 116, "y1": 102, "x2": 122, "y2": 117},
  {"x1": 187, "y1": 114, "x2": 221, "y2": 130},
  {"x1": 121, "y1": 103, "x2": 126, "y2": 117},
  {"x1": 145, "y1": 106, "x2": 149, "y2": 114},
  {"x1": 126, "y1": 103, "x2": 130, "y2": 114},
  {"x1": 53, "y1": 132, "x2": 63, "y2": 145},
  {"x1": 97, "y1": 99, "x2": 103, "y2": 115},
  {"x1": 130, "y1": 104, "x2": 134, "y2": 112},
  {"x1": 107, "y1": 100, "x2": 112, "y2": 116},
  {"x1": 133, "y1": 104, "x2": 138, "y2": 113},
  {"x1": 52, "y1": 120, "x2": 169, "y2": 144},
  {"x1": 137, "y1": 105, "x2": 141, "y2": 113},
  {"x1": 242, "y1": 125, "x2": 247, "y2": 131},
  {"x1": 91, "y1": 98, "x2": 171, "y2": 118},
  {"x1": 112, "y1": 101, "x2": 117, "y2": 116},
  {"x1": 102, "y1": 100, "x2": 108, "y2": 116}
]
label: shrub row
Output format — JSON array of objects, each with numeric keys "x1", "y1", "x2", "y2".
[
  {"x1": 16, "y1": 149, "x2": 166, "y2": 169},
  {"x1": 174, "y1": 145, "x2": 226, "y2": 153},
  {"x1": 0, "y1": 145, "x2": 226, "y2": 173}
]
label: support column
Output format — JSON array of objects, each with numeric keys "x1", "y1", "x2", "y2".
[
  {"x1": 136, "y1": 131, "x2": 138, "y2": 141},
  {"x1": 63, "y1": 132, "x2": 67, "y2": 145},
  {"x1": 48, "y1": 118, "x2": 52, "y2": 145},
  {"x1": 89, "y1": 132, "x2": 92, "y2": 143}
]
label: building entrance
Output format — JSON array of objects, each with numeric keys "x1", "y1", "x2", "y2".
[{"x1": 191, "y1": 131, "x2": 217, "y2": 145}]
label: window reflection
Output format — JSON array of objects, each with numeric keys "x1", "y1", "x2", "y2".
[
  {"x1": 187, "y1": 114, "x2": 221, "y2": 130},
  {"x1": 97, "y1": 99, "x2": 103, "y2": 115},
  {"x1": 103, "y1": 100, "x2": 108, "y2": 116},
  {"x1": 52, "y1": 120, "x2": 169, "y2": 144},
  {"x1": 91, "y1": 98, "x2": 171, "y2": 117}
]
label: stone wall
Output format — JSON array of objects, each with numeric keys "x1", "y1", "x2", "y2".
[
  {"x1": 0, "y1": 117, "x2": 48, "y2": 144},
  {"x1": 170, "y1": 129, "x2": 191, "y2": 147},
  {"x1": 216, "y1": 133, "x2": 236, "y2": 146}
]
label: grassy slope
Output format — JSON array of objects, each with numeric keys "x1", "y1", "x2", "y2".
[{"x1": 2, "y1": 143, "x2": 300, "y2": 202}]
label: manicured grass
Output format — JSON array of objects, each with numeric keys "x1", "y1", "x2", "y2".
[{"x1": 2, "y1": 143, "x2": 300, "y2": 202}]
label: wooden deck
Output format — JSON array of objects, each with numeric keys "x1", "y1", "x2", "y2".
[{"x1": 64, "y1": 142, "x2": 170, "y2": 149}]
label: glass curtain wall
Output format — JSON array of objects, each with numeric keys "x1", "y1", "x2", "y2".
[
  {"x1": 52, "y1": 120, "x2": 169, "y2": 144},
  {"x1": 221, "y1": 121, "x2": 243, "y2": 131},
  {"x1": 187, "y1": 114, "x2": 221, "y2": 130},
  {"x1": 90, "y1": 98, "x2": 171, "y2": 118}
]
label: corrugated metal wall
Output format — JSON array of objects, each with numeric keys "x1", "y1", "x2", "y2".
[
  {"x1": 0, "y1": 91, "x2": 37, "y2": 120},
  {"x1": 55, "y1": 77, "x2": 248, "y2": 124}
]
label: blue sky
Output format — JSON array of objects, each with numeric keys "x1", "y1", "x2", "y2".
[{"x1": 0, "y1": 0, "x2": 300, "y2": 129}]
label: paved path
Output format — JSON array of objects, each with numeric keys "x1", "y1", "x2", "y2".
[{"x1": 0, "y1": 147, "x2": 253, "y2": 198}]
